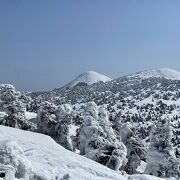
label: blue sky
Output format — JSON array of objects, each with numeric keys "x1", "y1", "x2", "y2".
[{"x1": 0, "y1": 1, "x2": 180, "y2": 91}]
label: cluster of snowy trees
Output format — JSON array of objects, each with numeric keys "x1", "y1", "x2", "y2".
[
  {"x1": 36, "y1": 101, "x2": 128, "y2": 170},
  {"x1": 36, "y1": 101, "x2": 180, "y2": 178},
  {"x1": 0, "y1": 83, "x2": 180, "y2": 178},
  {"x1": 35, "y1": 101, "x2": 127, "y2": 170},
  {"x1": 29, "y1": 75, "x2": 180, "y2": 157}
]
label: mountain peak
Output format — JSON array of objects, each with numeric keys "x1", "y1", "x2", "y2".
[
  {"x1": 129, "y1": 68, "x2": 180, "y2": 80},
  {"x1": 66, "y1": 71, "x2": 112, "y2": 88}
]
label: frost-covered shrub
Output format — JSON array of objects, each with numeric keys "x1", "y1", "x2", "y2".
[
  {"x1": 0, "y1": 140, "x2": 32, "y2": 179},
  {"x1": 145, "y1": 119, "x2": 180, "y2": 178}
]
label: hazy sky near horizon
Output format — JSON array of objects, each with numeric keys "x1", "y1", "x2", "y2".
[{"x1": 0, "y1": 1, "x2": 180, "y2": 91}]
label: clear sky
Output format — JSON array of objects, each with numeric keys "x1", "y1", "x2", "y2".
[{"x1": 0, "y1": 1, "x2": 180, "y2": 91}]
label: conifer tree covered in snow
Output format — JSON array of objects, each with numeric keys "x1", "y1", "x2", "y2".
[
  {"x1": 0, "y1": 84, "x2": 34, "y2": 130},
  {"x1": 20, "y1": 92, "x2": 34, "y2": 112},
  {"x1": 37, "y1": 102, "x2": 74, "y2": 151},
  {"x1": 98, "y1": 105, "x2": 117, "y2": 144},
  {"x1": 118, "y1": 123, "x2": 146, "y2": 174},
  {"x1": 37, "y1": 101, "x2": 58, "y2": 135},
  {"x1": 0, "y1": 84, "x2": 20, "y2": 112},
  {"x1": 79, "y1": 102, "x2": 127, "y2": 171},
  {"x1": 55, "y1": 104, "x2": 74, "y2": 151},
  {"x1": 145, "y1": 119, "x2": 180, "y2": 178}
]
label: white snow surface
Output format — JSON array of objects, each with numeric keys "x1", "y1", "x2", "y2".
[
  {"x1": 0, "y1": 111, "x2": 7, "y2": 118},
  {"x1": 0, "y1": 126, "x2": 172, "y2": 180},
  {"x1": 129, "y1": 68, "x2": 180, "y2": 80},
  {"x1": 25, "y1": 112, "x2": 37, "y2": 120},
  {"x1": 136, "y1": 161, "x2": 146, "y2": 173},
  {"x1": 66, "y1": 71, "x2": 112, "y2": 88},
  {"x1": 69, "y1": 124, "x2": 79, "y2": 136},
  {"x1": 0, "y1": 125, "x2": 126, "y2": 180}
]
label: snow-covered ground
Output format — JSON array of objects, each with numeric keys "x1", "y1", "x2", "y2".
[
  {"x1": 136, "y1": 161, "x2": 146, "y2": 173},
  {"x1": 1, "y1": 111, "x2": 37, "y2": 121},
  {"x1": 25, "y1": 112, "x2": 37, "y2": 121},
  {"x1": 69, "y1": 124, "x2": 79, "y2": 136},
  {"x1": 0, "y1": 125, "x2": 127, "y2": 180},
  {"x1": 0, "y1": 125, "x2": 173, "y2": 180},
  {"x1": 0, "y1": 111, "x2": 7, "y2": 118}
]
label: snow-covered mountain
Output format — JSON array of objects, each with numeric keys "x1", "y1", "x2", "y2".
[
  {"x1": 0, "y1": 125, "x2": 170, "y2": 180},
  {"x1": 29, "y1": 68, "x2": 180, "y2": 166},
  {"x1": 1, "y1": 68, "x2": 180, "y2": 179},
  {"x1": 65, "y1": 71, "x2": 112, "y2": 88},
  {"x1": 129, "y1": 68, "x2": 180, "y2": 80}
]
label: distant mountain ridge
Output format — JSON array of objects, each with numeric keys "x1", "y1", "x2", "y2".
[
  {"x1": 128, "y1": 68, "x2": 180, "y2": 80},
  {"x1": 62, "y1": 68, "x2": 180, "y2": 90},
  {"x1": 29, "y1": 68, "x2": 180, "y2": 160},
  {"x1": 5, "y1": 68, "x2": 180, "y2": 178}
]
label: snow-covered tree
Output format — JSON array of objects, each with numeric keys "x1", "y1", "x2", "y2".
[
  {"x1": 20, "y1": 92, "x2": 34, "y2": 112},
  {"x1": 98, "y1": 106, "x2": 117, "y2": 144},
  {"x1": 145, "y1": 119, "x2": 180, "y2": 178},
  {"x1": 55, "y1": 104, "x2": 74, "y2": 151},
  {"x1": 37, "y1": 101, "x2": 57, "y2": 135},
  {"x1": 79, "y1": 115, "x2": 105, "y2": 155},
  {"x1": 83, "y1": 102, "x2": 99, "y2": 120},
  {"x1": 118, "y1": 123, "x2": 146, "y2": 174},
  {"x1": 2, "y1": 100, "x2": 34, "y2": 130},
  {"x1": 37, "y1": 103, "x2": 74, "y2": 151},
  {"x1": 0, "y1": 84, "x2": 34, "y2": 130},
  {"x1": 0, "y1": 84, "x2": 20, "y2": 113},
  {"x1": 79, "y1": 102, "x2": 127, "y2": 171}
]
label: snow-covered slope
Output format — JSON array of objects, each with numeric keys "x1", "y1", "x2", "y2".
[
  {"x1": 65, "y1": 71, "x2": 112, "y2": 88},
  {"x1": 128, "y1": 68, "x2": 180, "y2": 80},
  {"x1": 0, "y1": 126, "x2": 170, "y2": 180},
  {"x1": 0, "y1": 125, "x2": 127, "y2": 180}
]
